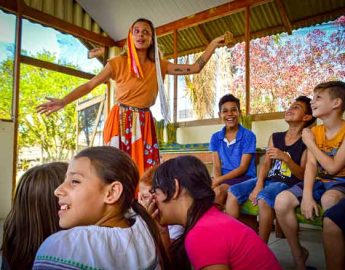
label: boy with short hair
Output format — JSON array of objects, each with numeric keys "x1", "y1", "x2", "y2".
[
  {"x1": 225, "y1": 96, "x2": 315, "y2": 243},
  {"x1": 275, "y1": 81, "x2": 345, "y2": 270},
  {"x1": 209, "y1": 94, "x2": 256, "y2": 204}
]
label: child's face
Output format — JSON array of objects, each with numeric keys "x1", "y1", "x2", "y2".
[
  {"x1": 311, "y1": 90, "x2": 333, "y2": 118},
  {"x1": 54, "y1": 157, "x2": 109, "y2": 229},
  {"x1": 285, "y1": 101, "x2": 307, "y2": 122},
  {"x1": 138, "y1": 182, "x2": 152, "y2": 205},
  {"x1": 153, "y1": 188, "x2": 174, "y2": 226},
  {"x1": 219, "y1": 101, "x2": 240, "y2": 128}
]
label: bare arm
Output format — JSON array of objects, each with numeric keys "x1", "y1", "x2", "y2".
[
  {"x1": 301, "y1": 150, "x2": 319, "y2": 219},
  {"x1": 214, "y1": 153, "x2": 253, "y2": 186},
  {"x1": 249, "y1": 136, "x2": 273, "y2": 204},
  {"x1": 212, "y1": 151, "x2": 222, "y2": 178},
  {"x1": 37, "y1": 63, "x2": 112, "y2": 115},
  {"x1": 266, "y1": 146, "x2": 307, "y2": 180},
  {"x1": 166, "y1": 35, "x2": 225, "y2": 75},
  {"x1": 302, "y1": 128, "x2": 345, "y2": 175}
]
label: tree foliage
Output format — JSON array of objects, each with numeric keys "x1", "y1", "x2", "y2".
[
  {"x1": 183, "y1": 53, "x2": 216, "y2": 119},
  {"x1": 0, "y1": 51, "x2": 104, "y2": 162}
]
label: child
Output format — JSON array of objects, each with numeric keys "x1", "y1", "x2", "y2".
[
  {"x1": 138, "y1": 166, "x2": 184, "y2": 245},
  {"x1": 226, "y1": 96, "x2": 315, "y2": 243},
  {"x1": 323, "y1": 198, "x2": 345, "y2": 270},
  {"x1": 209, "y1": 94, "x2": 256, "y2": 204},
  {"x1": 1, "y1": 162, "x2": 67, "y2": 270},
  {"x1": 275, "y1": 81, "x2": 345, "y2": 270},
  {"x1": 151, "y1": 155, "x2": 282, "y2": 270},
  {"x1": 33, "y1": 146, "x2": 169, "y2": 269}
]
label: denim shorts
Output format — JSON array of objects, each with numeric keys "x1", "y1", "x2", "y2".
[
  {"x1": 287, "y1": 180, "x2": 345, "y2": 202},
  {"x1": 324, "y1": 198, "x2": 345, "y2": 232},
  {"x1": 229, "y1": 177, "x2": 290, "y2": 208}
]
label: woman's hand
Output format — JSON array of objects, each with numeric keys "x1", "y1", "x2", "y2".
[{"x1": 36, "y1": 97, "x2": 65, "y2": 115}]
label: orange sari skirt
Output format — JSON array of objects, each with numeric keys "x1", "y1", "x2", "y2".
[{"x1": 103, "y1": 104, "x2": 160, "y2": 176}]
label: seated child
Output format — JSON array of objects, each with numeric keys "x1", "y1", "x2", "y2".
[
  {"x1": 150, "y1": 155, "x2": 282, "y2": 270},
  {"x1": 210, "y1": 94, "x2": 256, "y2": 204},
  {"x1": 33, "y1": 146, "x2": 169, "y2": 269},
  {"x1": 1, "y1": 162, "x2": 67, "y2": 270},
  {"x1": 226, "y1": 96, "x2": 315, "y2": 243},
  {"x1": 139, "y1": 165, "x2": 184, "y2": 245},
  {"x1": 275, "y1": 81, "x2": 345, "y2": 270},
  {"x1": 323, "y1": 198, "x2": 345, "y2": 270}
]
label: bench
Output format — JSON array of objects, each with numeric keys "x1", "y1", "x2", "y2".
[{"x1": 240, "y1": 200, "x2": 323, "y2": 237}]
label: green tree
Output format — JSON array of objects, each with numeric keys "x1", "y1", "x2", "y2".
[{"x1": 0, "y1": 51, "x2": 104, "y2": 162}]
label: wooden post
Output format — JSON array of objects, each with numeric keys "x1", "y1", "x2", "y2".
[
  {"x1": 12, "y1": 0, "x2": 23, "y2": 199},
  {"x1": 245, "y1": 6, "x2": 250, "y2": 115},
  {"x1": 173, "y1": 29, "x2": 178, "y2": 122}
]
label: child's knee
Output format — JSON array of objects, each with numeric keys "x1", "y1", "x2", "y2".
[
  {"x1": 321, "y1": 191, "x2": 344, "y2": 210},
  {"x1": 226, "y1": 191, "x2": 239, "y2": 205},
  {"x1": 274, "y1": 191, "x2": 296, "y2": 213}
]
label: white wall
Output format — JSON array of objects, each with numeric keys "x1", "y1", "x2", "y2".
[
  {"x1": 0, "y1": 121, "x2": 14, "y2": 219},
  {"x1": 176, "y1": 118, "x2": 288, "y2": 148}
]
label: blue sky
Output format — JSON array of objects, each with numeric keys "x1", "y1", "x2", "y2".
[{"x1": 0, "y1": 9, "x2": 102, "y2": 74}]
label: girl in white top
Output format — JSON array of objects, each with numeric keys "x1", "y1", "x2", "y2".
[{"x1": 33, "y1": 146, "x2": 169, "y2": 270}]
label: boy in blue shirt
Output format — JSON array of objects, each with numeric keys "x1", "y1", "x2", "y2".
[{"x1": 209, "y1": 94, "x2": 256, "y2": 204}]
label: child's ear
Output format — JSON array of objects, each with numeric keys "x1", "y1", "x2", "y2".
[
  {"x1": 104, "y1": 181, "x2": 123, "y2": 204},
  {"x1": 172, "y1": 179, "x2": 180, "y2": 200},
  {"x1": 303, "y1": 114, "x2": 313, "y2": 122},
  {"x1": 332, "y1": 97, "x2": 342, "y2": 110}
]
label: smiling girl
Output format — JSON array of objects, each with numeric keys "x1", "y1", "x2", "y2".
[{"x1": 33, "y1": 146, "x2": 169, "y2": 269}]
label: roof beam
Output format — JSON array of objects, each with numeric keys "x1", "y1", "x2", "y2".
[
  {"x1": 115, "y1": 0, "x2": 272, "y2": 47},
  {"x1": 274, "y1": 0, "x2": 292, "y2": 34},
  {"x1": 163, "y1": 6, "x2": 344, "y2": 59}
]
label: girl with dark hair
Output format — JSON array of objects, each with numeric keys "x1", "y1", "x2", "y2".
[
  {"x1": 152, "y1": 155, "x2": 282, "y2": 270},
  {"x1": 33, "y1": 146, "x2": 169, "y2": 269},
  {"x1": 1, "y1": 162, "x2": 68, "y2": 270},
  {"x1": 37, "y1": 18, "x2": 226, "y2": 176}
]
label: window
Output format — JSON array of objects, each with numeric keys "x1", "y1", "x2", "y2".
[
  {"x1": 21, "y1": 19, "x2": 103, "y2": 74},
  {"x1": 0, "y1": 9, "x2": 16, "y2": 120},
  {"x1": 250, "y1": 16, "x2": 345, "y2": 114}
]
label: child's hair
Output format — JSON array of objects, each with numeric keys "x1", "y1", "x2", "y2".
[
  {"x1": 1, "y1": 162, "x2": 68, "y2": 270},
  {"x1": 122, "y1": 18, "x2": 156, "y2": 62},
  {"x1": 218, "y1": 94, "x2": 240, "y2": 112},
  {"x1": 74, "y1": 146, "x2": 170, "y2": 269},
  {"x1": 314, "y1": 80, "x2": 345, "y2": 112},
  {"x1": 140, "y1": 165, "x2": 159, "y2": 186},
  {"x1": 153, "y1": 155, "x2": 215, "y2": 270},
  {"x1": 295, "y1": 95, "x2": 316, "y2": 127}
]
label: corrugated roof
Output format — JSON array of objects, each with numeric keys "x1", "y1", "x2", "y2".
[{"x1": 158, "y1": 0, "x2": 345, "y2": 58}]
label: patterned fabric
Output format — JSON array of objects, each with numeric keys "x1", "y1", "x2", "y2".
[{"x1": 104, "y1": 104, "x2": 159, "y2": 176}]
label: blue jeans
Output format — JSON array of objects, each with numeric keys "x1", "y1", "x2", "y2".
[{"x1": 229, "y1": 177, "x2": 290, "y2": 207}]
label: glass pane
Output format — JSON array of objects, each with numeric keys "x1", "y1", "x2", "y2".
[
  {"x1": 176, "y1": 45, "x2": 246, "y2": 122},
  {"x1": 17, "y1": 64, "x2": 105, "y2": 165},
  {"x1": 77, "y1": 101, "x2": 105, "y2": 148},
  {"x1": 250, "y1": 16, "x2": 345, "y2": 114},
  {"x1": 0, "y1": 9, "x2": 16, "y2": 120},
  {"x1": 21, "y1": 19, "x2": 103, "y2": 74}
]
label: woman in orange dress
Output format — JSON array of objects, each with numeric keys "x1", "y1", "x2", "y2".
[{"x1": 37, "y1": 18, "x2": 225, "y2": 176}]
